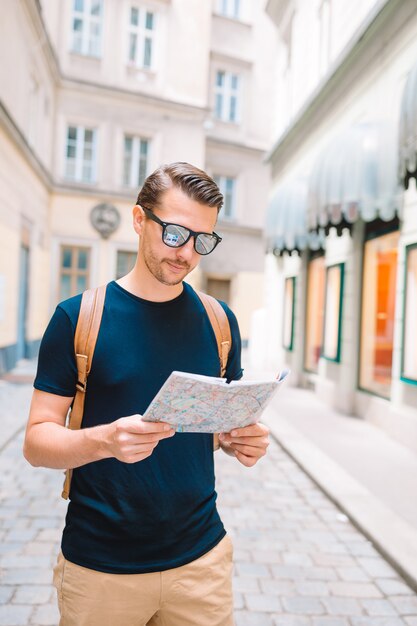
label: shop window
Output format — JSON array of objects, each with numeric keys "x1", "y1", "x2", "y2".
[
  {"x1": 305, "y1": 254, "x2": 325, "y2": 372},
  {"x1": 283, "y1": 277, "x2": 296, "y2": 351},
  {"x1": 59, "y1": 246, "x2": 90, "y2": 300},
  {"x1": 322, "y1": 263, "x2": 344, "y2": 362},
  {"x1": 359, "y1": 228, "x2": 399, "y2": 397},
  {"x1": 116, "y1": 250, "x2": 137, "y2": 279},
  {"x1": 401, "y1": 244, "x2": 417, "y2": 384}
]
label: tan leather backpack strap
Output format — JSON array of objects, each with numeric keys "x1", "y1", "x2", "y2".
[
  {"x1": 196, "y1": 291, "x2": 232, "y2": 378},
  {"x1": 61, "y1": 284, "x2": 107, "y2": 500}
]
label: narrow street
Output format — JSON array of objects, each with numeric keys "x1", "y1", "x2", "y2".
[{"x1": 0, "y1": 377, "x2": 416, "y2": 625}]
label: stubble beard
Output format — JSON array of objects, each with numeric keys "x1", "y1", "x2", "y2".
[{"x1": 143, "y1": 244, "x2": 191, "y2": 286}]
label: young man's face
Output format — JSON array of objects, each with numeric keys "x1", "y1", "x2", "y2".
[{"x1": 135, "y1": 185, "x2": 219, "y2": 286}]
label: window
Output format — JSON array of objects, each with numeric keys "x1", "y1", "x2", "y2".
[
  {"x1": 65, "y1": 126, "x2": 97, "y2": 183},
  {"x1": 217, "y1": 0, "x2": 240, "y2": 19},
  {"x1": 71, "y1": 0, "x2": 103, "y2": 57},
  {"x1": 283, "y1": 277, "x2": 296, "y2": 351},
  {"x1": 318, "y1": 0, "x2": 331, "y2": 78},
  {"x1": 206, "y1": 277, "x2": 231, "y2": 305},
  {"x1": 359, "y1": 229, "x2": 399, "y2": 398},
  {"x1": 123, "y1": 136, "x2": 149, "y2": 188},
  {"x1": 128, "y1": 6, "x2": 155, "y2": 69},
  {"x1": 322, "y1": 263, "x2": 344, "y2": 362},
  {"x1": 116, "y1": 250, "x2": 137, "y2": 279},
  {"x1": 214, "y1": 71, "x2": 240, "y2": 123},
  {"x1": 402, "y1": 244, "x2": 417, "y2": 384},
  {"x1": 305, "y1": 255, "x2": 325, "y2": 372},
  {"x1": 59, "y1": 246, "x2": 90, "y2": 300},
  {"x1": 214, "y1": 175, "x2": 236, "y2": 219}
]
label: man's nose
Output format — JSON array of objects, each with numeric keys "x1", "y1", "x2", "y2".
[{"x1": 176, "y1": 237, "x2": 197, "y2": 262}]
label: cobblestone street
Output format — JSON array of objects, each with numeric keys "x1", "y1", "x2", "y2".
[{"x1": 0, "y1": 380, "x2": 417, "y2": 625}]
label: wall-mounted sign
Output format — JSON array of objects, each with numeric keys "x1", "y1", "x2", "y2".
[{"x1": 90, "y1": 203, "x2": 121, "y2": 239}]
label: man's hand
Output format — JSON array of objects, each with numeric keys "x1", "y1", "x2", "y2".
[
  {"x1": 104, "y1": 416, "x2": 175, "y2": 464},
  {"x1": 218, "y1": 423, "x2": 270, "y2": 467}
]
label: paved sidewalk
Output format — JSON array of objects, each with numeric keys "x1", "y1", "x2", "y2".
[
  {"x1": 261, "y1": 385, "x2": 417, "y2": 594},
  {"x1": 0, "y1": 361, "x2": 416, "y2": 624}
]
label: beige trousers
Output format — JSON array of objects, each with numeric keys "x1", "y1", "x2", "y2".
[{"x1": 53, "y1": 535, "x2": 234, "y2": 626}]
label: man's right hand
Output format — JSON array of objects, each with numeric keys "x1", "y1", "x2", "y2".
[
  {"x1": 105, "y1": 416, "x2": 175, "y2": 463},
  {"x1": 23, "y1": 390, "x2": 176, "y2": 470}
]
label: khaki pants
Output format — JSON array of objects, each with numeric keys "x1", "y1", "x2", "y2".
[{"x1": 53, "y1": 535, "x2": 234, "y2": 626}]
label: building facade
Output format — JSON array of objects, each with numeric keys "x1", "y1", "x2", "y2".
[
  {"x1": 0, "y1": 0, "x2": 279, "y2": 373},
  {"x1": 257, "y1": 0, "x2": 417, "y2": 453}
]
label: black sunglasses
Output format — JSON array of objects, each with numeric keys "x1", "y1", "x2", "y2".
[{"x1": 142, "y1": 207, "x2": 222, "y2": 255}]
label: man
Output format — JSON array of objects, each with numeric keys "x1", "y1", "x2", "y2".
[{"x1": 23, "y1": 162, "x2": 270, "y2": 626}]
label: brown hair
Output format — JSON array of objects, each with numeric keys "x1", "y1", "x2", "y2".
[{"x1": 136, "y1": 162, "x2": 223, "y2": 213}]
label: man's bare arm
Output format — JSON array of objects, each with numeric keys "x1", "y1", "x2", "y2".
[{"x1": 23, "y1": 389, "x2": 175, "y2": 470}]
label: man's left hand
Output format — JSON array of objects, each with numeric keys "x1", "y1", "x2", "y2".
[{"x1": 218, "y1": 423, "x2": 270, "y2": 467}]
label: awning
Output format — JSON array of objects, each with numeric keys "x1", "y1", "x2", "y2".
[
  {"x1": 265, "y1": 179, "x2": 325, "y2": 255},
  {"x1": 399, "y1": 60, "x2": 417, "y2": 188},
  {"x1": 308, "y1": 122, "x2": 401, "y2": 233}
]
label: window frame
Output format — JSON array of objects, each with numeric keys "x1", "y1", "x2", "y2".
[
  {"x1": 123, "y1": 135, "x2": 150, "y2": 188},
  {"x1": 214, "y1": 70, "x2": 240, "y2": 124},
  {"x1": 400, "y1": 242, "x2": 417, "y2": 386},
  {"x1": 283, "y1": 276, "x2": 296, "y2": 351},
  {"x1": 127, "y1": 5, "x2": 155, "y2": 70},
  {"x1": 214, "y1": 174, "x2": 237, "y2": 220},
  {"x1": 217, "y1": 0, "x2": 241, "y2": 20},
  {"x1": 59, "y1": 245, "x2": 91, "y2": 300},
  {"x1": 321, "y1": 262, "x2": 344, "y2": 362},
  {"x1": 65, "y1": 125, "x2": 97, "y2": 184},
  {"x1": 304, "y1": 251, "x2": 326, "y2": 373},
  {"x1": 357, "y1": 219, "x2": 400, "y2": 398},
  {"x1": 71, "y1": 0, "x2": 103, "y2": 58}
]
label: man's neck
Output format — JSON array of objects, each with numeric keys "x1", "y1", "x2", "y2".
[{"x1": 116, "y1": 267, "x2": 184, "y2": 303}]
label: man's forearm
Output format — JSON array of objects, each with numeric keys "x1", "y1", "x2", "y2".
[{"x1": 23, "y1": 422, "x2": 111, "y2": 470}]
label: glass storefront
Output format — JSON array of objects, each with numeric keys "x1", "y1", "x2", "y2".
[
  {"x1": 305, "y1": 255, "x2": 325, "y2": 372},
  {"x1": 359, "y1": 229, "x2": 399, "y2": 397}
]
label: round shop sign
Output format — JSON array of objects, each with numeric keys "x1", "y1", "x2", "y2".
[{"x1": 90, "y1": 203, "x2": 121, "y2": 239}]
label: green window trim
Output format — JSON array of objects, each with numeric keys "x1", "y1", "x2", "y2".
[
  {"x1": 400, "y1": 242, "x2": 417, "y2": 385},
  {"x1": 321, "y1": 262, "x2": 345, "y2": 363},
  {"x1": 282, "y1": 276, "x2": 296, "y2": 352}
]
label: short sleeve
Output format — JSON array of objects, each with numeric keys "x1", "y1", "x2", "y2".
[
  {"x1": 220, "y1": 303, "x2": 243, "y2": 382},
  {"x1": 33, "y1": 305, "x2": 78, "y2": 397}
]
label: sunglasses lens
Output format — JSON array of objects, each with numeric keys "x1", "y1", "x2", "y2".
[
  {"x1": 164, "y1": 225, "x2": 189, "y2": 247},
  {"x1": 195, "y1": 234, "x2": 218, "y2": 255}
]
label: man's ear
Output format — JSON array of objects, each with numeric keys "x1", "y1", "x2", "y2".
[{"x1": 133, "y1": 205, "x2": 145, "y2": 236}]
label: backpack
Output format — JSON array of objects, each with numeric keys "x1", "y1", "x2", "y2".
[{"x1": 61, "y1": 283, "x2": 232, "y2": 499}]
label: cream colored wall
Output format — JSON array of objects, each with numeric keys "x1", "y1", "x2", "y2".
[
  {"x1": 0, "y1": 128, "x2": 51, "y2": 346},
  {"x1": 44, "y1": 0, "x2": 211, "y2": 108},
  {"x1": 0, "y1": 0, "x2": 56, "y2": 172},
  {"x1": 230, "y1": 271, "x2": 264, "y2": 341},
  {"x1": 273, "y1": 0, "x2": 395, "y2": 139},
  {"x1": 54, "y1": 88, "x2": 206, "y2": 189},
  {"x1": 0, "y1": 223, "x2": 19, "y2": 347}
]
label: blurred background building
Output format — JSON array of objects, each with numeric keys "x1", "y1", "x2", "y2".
[
  {"x1": 255, "y1": 0, "x2": 417, "y2": 453},
  {"x1": 0, "y1": 0, "x2": 278, "y2": 374},
  {"x1": 3, "y1": 0, "x2": 417, "y2": 457}
]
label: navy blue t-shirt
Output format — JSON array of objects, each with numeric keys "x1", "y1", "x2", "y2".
[{"x1": 34, "y1": 280, "x2": 242, "y2": 574}]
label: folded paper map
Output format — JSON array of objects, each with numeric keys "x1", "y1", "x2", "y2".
[{"x1": 143, "y1": 369, "x2": 289, "y2": 433}]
